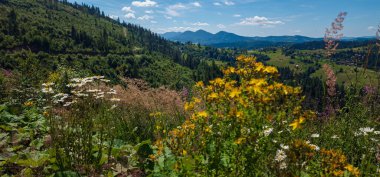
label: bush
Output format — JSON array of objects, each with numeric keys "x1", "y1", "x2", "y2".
[{"x1": 151, "y1": 56, "x2": 360, "y2": 176}]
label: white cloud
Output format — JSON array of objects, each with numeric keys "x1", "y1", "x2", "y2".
[
  {"x1": 233, "y1": 14, "x2": 241, "y2": 17},
  {"x1": 165, "y1": 3, "x2": 186, "y2": 17},
  {"x1": 238, "y1": 16, "x2": 284, "y2": 27},
  {"x1": 150, "y1": 20, "x2": 158, "y2": 23},
  {"x1": 191, "y1": 22, "x2": 209, "y2": 26},
  {"x1": 122, "y1": 6, "x2": 135, "y2": 13},
  {"x1": 165, "y1": 2, "x2": 201, "y2": 17},
  {"x1": 294, "y1": 30, "x2": 301, "y2": 33},
  {"x1": 213, "y1": 2, "x2": 222, "y2": 6},
  {"x1": 368, "y1": 26, "x2": 376, "y2": 31},
  {"x1": 192, "y1": 2, "x2": 201, "y2": 7},
  {"x1": 132, "y1": 0, "x2": 157, "y2": 7},
  {"x1": 125, "y1": 13, "x2": 136, "y2": 19},
  {"x1": 217, "y1": 24, "x2": 226, "y2": 29},
  {"x1": 164, "y1": 15, "x2": 173, "y2": 19},
  {"x1": 224, "y1": 1, "x2": 235, "y2": 6},
  {"x1": 145, "y1": 10, "x2": 154, "y2": 14},
  {"x1": 109, "y1": 15, "x2": 119, "y2": 20},
  {"x1": 138, "y1": 15, "x2": 154, "y2": 20},
  {"x1": 159, "y1": 26, "x2": 199, "y2": 33}
]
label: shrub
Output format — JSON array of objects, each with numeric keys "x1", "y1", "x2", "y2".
[{"x1": 149, "y1": 56, "x2": 361, "y2": 176}]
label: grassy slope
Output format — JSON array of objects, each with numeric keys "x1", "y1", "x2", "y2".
[{"x1": 250, "y1": 49, "x2": 379, "y2": 86}]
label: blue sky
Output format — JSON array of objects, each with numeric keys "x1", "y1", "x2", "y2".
[{"x1": 68, "y1": 0, "x2": 380, "y2": 37}]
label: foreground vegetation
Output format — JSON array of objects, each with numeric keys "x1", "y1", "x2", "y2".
[{"x1": 1, "y1": 54, "x2": 379, "y2": 176}]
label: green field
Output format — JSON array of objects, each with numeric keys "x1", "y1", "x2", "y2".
[{"x1": 250, "y1": 49, "x2": 379, "y2": 87}]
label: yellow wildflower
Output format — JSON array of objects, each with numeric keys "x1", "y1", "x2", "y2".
[
  {"x1": 254, "y1": 62, "x2": 265, "y2": 72},
  {"x1": 229, "y1": 88, "x2": 241, "y2": 98},
  {"x1": 345, "y1": 164, "x2": 360, "y2": 176},
  {"x1": 24, "y1": 101, "x2": 33, "y2": 107},
  {"x1": 213, "y1": 78, "x2": 225, "y2": 86},
  {"x1": 249, "y1": 78, "x2": 267, "y2": 86},
  {"x1": 289, "y1": 117, "x2": 305, "y2": 130},
  {"x1": 204, "y1": 126, "x2": 212, "y2": 133},
  {"x1": 182, "y1": 150, "x2": 187, "y2": 156},
  {"x1": 195, "y1": 81, "x2": 204, "y2": 88},
  {"x1": 263, "y1": 66, "x2": 278, "y2": 74},
  {"x1": 234, "y1": 137, "x2": 246, "y2": 145},
  {"x1": 184, "y1": 102, "x2": 194, "y2": 111},
  {"x1": 149, "y1": 154, "x2": 156, "y2": 160},
  {"x1": 197, "y1": 111, "x2": 208, "y2": 118},
  {"x1": 194, "y1": 97, "x2": 201, "y2": 103},
  {"x1": 236, "y1": 111, "x2": 243, "y2": 118},
  {"x1": 223, "y1": 67, "x2": 235, "y2": 75},
  {"x1": 208, "y1": 92, "x2": 219, "y2": 100}
]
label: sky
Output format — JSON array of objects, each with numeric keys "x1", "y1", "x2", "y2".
[{"x1": 68, "y1": 0, "x2": 380, "y2": 37}]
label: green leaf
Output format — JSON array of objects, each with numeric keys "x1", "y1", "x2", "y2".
[
  {"x1": 300, "y1": 171, "x2": 311, "y2": 177},
  {"x1": 158, "y1": 156, "x2": 165, "y2": 168}
]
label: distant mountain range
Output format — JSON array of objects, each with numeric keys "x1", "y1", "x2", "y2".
[{"x1": 161, "y1": 30, "x2": 376, "y2": 49}]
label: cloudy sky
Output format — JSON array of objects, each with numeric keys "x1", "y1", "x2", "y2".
[{"x1": 68, "y1": 0, "x2": 380, "y2": 37}]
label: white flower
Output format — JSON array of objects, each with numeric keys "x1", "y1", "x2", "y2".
[
  {"x1": 95, "y1": 95, "x2": 105, "y2": 99},
  {"x1": 110, "y1": 104, "x2": 117, "y2": 110},
  {"x1": 93, "y1": 76, "x2": 105, "y2": 79},
  {"x1": 263, "y1": 128, "x2": 273, "y2": 136},
  {"x1": 53, "y1": 93, "x2": 67, "y2": 98},
  {"x1": 359, "y1": 127, "x2": 374, "y2": 135},
  {"x1": 311, "y1": 133, "x2": 320, "y2": 138},
  {"x1": 331, "y1": 135, "x2": 339, "y2": 139},
  {"x1": 374, "y1": 131, "x2": 380, "y2": 135},
  {"x1": 88, "y1": 89, "x2": 101, "y2": 93},
  {"x1": 280, "y1": 144, "x2": 289, "y2": 150},
  {"x1": 275, "y1": 149, "x2": 287, "y2": 162},
  {"x1": 63, "y1": 101, "x2": 73, "y2": 107},
  {"x1": 100, "y1": 79, "x2": 111, "y2": 83},
  {"x1": 309, "y1": 144, "x2": 320, "y2": 151},
  {"x1": 110, "y1": 98, "x2": 121, "y2": 102},
  {"x1": 76, "y1": 93, "x2": 89, "y2": 97},
  {"x1": 71, "y1": 78, "x2": 82, "y2": 83},
  {"x1": 42, "y1": 82, "x2": 54, "y2": 87},
  {"x1": 42, "y1": 87, "x2": 54, "y2": 93},
  {"x1": 107, "y1": 89, "x2": 117, "y2": 95},
  {"x1": 279, "y1": 162, "x2": 287, "y2": 169}
]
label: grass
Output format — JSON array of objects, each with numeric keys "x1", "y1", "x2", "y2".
[
  {"x1": 312, "y1": 62, "x2": 379, "y2": 86},
  {"x1": 250, "y1": 48, "x2": 380, "y2": 87}
]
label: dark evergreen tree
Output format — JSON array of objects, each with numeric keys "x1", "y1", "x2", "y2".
[{"x1": 7, "y1": 9, "x2": 19, "y2": 36}]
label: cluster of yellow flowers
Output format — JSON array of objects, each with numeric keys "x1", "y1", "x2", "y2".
[
  {"x1": 152, "y1": 56, "x2": 359, "y2": 176},
  {"x1": 157, "y1": 56, "x2": 313, "y2": 155},
  {"x1": 320, "y1": 149, "x2": 360, "y2": 176}
]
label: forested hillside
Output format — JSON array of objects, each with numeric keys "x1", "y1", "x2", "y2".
[{"x1": 0, "y1": 0, "x2": 238, "y2": 90}]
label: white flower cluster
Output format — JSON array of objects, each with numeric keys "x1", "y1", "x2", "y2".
[
  {"x1": 310, "y1": 133, "x2": 320, "y2": 138},
  {"x1": 67, "y1": 76, "x2": 108, "y2": 88},
  {"x1": 263, "y1": 127, "x2": 273, "y2": 137},
  {"x1": 45, "y1": 76, "x2": 121, "y2": 108},
  {"x1": 41, "y1": 82, "x2": 55, "y2": 93},
  {"x1": 275, "y1": 149, "x2": 287, "y2": 169},
  {"x1": 355, "y1": 127, "x2": 379, "y2": 136},
  {"x1": 305, "y1": 140, "x2": 320, "y2": 151}
]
